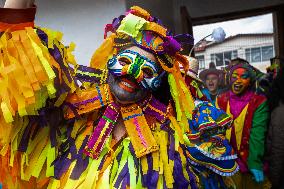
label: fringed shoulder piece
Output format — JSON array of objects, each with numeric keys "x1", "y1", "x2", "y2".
[{"x1": 0, "y1": 27, "x2": 78, "y2": 123}]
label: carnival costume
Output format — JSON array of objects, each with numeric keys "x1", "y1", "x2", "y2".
[
  {"x1": 217, "y1": 62, "x2": 270, "y2": 188},
  {"x1": 0, "y1": 5, "x2": 238, "y2": 189}
]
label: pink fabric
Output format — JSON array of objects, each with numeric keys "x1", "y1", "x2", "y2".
[
  {"x1": 229, "y1": 90, "x2": 254, "y2": 118},
  {"x1": 229, "y1": 90, "x2": 254, "y2": 172}
]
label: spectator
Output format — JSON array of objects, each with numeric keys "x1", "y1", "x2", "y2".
[
  {"x1": 266, "y1": 63, "x2": 284, "y2": 189},
  {"x1": 199, "y1": 62, "x2": 223, "y2": 105}
]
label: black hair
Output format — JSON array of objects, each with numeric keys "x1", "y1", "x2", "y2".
[
  {"x1": 268, "y1": 66, "x2": 284, "y2": 111},
  {"x1": 151, "y1": 73, "x2": 171, "y2": 105}
]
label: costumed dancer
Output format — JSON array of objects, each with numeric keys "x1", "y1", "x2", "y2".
[
  {"x1": 0, "y1": 0, "x2": 238, "y2": 188},
  {"x1": 216, "y1": 59, "x2": 270, "y2": 189}
]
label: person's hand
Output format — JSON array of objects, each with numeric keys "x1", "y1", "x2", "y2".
[
  {"x1": 4, "y1": 0, "x2": 34, "y2": 8},
  {"x1": 250, "y1": 169, "x2": 264, "y2": 183}
]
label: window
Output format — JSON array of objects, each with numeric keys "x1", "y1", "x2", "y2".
[
  {"x1": 224, "y1": 51, "x2": 232, "y2": 65},
  {"x1": 245, "y1": 46, "x2": 274, "y2": 63},
  {"x1": 245, "y1": 49, "x2": 251, "y2": 62},
  {"x1": 262, "y1": 46, "x2": 274, "y2": 61},
  {"x1": 210, "y1": 50, "x2": 238, "y2": 67},
  {"x1": 196, "y1": 55, "x2": 205, "y2": 69},
  {"x1": 215, "y1": 53, "x2": 223, "y2": 66},
  {"x1": 232, "y1": 50, "x2": 238, "y2": 59},
  {"x1": 251, "y1": 47, "x2": 261, "y2": 63}
]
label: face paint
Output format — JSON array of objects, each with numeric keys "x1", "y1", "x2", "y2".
[
  {"x1": 230, "y1": 68, "x2": 251, "y2": 95},
  {"x1": 108, "y1": 48, "x2": 163, "y2": 90},
  {"x1": 108, "y1": 46, "x2": 164, "y2": 104}
]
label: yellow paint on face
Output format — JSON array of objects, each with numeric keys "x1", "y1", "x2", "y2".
[{"x1": 231, "y1": 68, "x2": 251, "y2": 95}]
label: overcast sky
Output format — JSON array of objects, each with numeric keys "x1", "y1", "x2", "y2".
[{"x1": 193, "y1": 13, "x2": 273, "y2": 44}]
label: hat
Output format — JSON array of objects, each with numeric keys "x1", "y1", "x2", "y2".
[
  {"x1": 180, "y1": 56, "x2": 203, "y2": 82},
  {"x1": 185, "y1": 101, "x2": 239, "y2": 176},
  {"x1": 199, "y1": 62, "x2": 223, "y2": 82}
]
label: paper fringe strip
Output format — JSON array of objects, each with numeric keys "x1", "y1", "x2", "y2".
[{"x1": 0, "y1": 27, "x2": 77, "y2": 123}]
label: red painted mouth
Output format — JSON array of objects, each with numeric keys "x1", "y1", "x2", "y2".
[{"x1": 118, "y1": 78, "x2": 139, "y2": 93}]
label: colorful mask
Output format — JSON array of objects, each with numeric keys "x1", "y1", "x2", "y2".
[
  {"x1": 108, "y1": 49, "x2": 164, "y2": 90},
  {"x1": 230, "y1": 68, "x2": 251, "y2": 95}
]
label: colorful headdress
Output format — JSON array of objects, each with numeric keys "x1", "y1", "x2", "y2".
[
  {"x1": 71, "y1": 6, "x2": 199, "y2": 161},
  {"x1": 89, "y1": 6, "x2": 196, "y2": 123}
]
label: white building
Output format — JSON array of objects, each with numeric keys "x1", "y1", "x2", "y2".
[{"x1": 195, "y1": 33, "x2": 274, "y2": 73}]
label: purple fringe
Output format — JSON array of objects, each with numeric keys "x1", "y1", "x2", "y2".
[
  {"x1": 143, "y1": 97, "x2": 167, "y2": 122},
  {"x1": 114, "y1": 164, "x2": 129, "y2": 188}
]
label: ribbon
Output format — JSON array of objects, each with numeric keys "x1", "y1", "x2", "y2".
[
  {"x1": 121, "y1": 104, "x2": 158, "y2": 158},
  {"x1": 84, "y1": 102, "x2": 120, "y2": 159}
]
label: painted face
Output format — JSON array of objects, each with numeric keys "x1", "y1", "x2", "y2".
[
  {"x1": 108, "y1": 46, "x2": 164, "y2": 90},
  {"x1": 230, "y1": 68, "x2": 251, "y2": 95},
  {"x1": 108, "y1": 46, "x2": 164, "y2": 104},
  {"x1": 205, "y1": 74, "x2": 219, "y2": 94}
]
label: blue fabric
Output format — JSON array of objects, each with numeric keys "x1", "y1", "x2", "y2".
[
  {"x1": 187, "y1": 143, "x2": 237, "y2": 175},
  {"x1": 199, "y1": 173, "x2": 227, "y2": 189},
  {"x1": 186, "y1": 101, "x2": 238, "y2": 176},
  {"x1": 202, "y1": 88, "x2": 215, "y2": 105},
  {"x1": 250, "y1": 169, "x2": 264, "y2": 183},
  {"x1": 202, "y1": 88, "x2": 220, "y2": 106},
  {"x1": 189, "y1": 101, "x2": 232, "y2": 138}
]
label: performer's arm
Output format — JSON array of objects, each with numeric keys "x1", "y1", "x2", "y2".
[
  {"x1": 247, "y1": 100, "x2": 269, "y2": 170},
  {"x1": 1, "y1": 0, "x2": 78, "y2": 124},
  {"x1": 0, "y1": 0, "x2": 36, "y2": 31},
  {"x1": 4, "y1": 0, "x2": 34, "y2": 8}
]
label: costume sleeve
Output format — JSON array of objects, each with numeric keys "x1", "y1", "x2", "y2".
[
  {"x1": 247, "y1": 100, "x2": 269, "y2": 170},
  {"x1": 0, "y1": 7, "x2": 80, "y2": 187},
  {"x1": 0, "y1": 6, "x2": 36, "y2": 32},
  {"x1": 0, "y1": 6, "x2": 77, "y2": 123}
]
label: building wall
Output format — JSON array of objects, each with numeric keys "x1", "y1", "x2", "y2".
[
  {"x1": 1, "y1": 0, "x2": 126, "y2": 66},
  {"x1": 196, "y1": 35, "x2": 274, "y2": 72}
]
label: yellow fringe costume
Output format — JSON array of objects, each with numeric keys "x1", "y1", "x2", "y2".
[{"x1": 0, "y1": 5, "x2": 238, "y2": 189}]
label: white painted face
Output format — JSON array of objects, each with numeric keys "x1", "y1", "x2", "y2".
[
  {"x1": 107, "y1": 46, "x2": 165, "y2": 104},
  {"x1": 107, "y1": 47, "x2": 164, "y2": 91}
]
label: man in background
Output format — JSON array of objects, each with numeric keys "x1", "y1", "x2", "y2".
[{"x1": 200, "y1": 62, "x2": 223, "y2": 105}]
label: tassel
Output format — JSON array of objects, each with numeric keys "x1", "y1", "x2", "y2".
[
  {"x1": 168, "y1": 74, "x2": 182, "y2": 121},
  {"x1": 121, "y1": 104, "x2": 158, "y2": 158}
]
